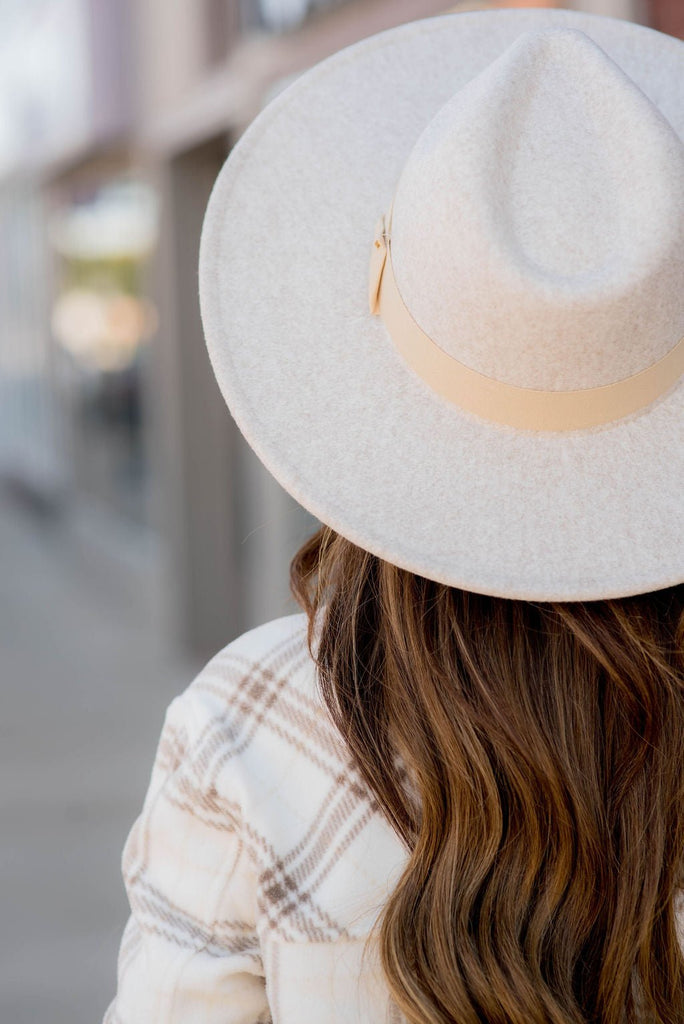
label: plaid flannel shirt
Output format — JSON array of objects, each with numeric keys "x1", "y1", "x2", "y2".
[{"x1": 102, "y1": 611, "x2": 408, "y2": 1023}]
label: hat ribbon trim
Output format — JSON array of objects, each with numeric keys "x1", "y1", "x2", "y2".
[{"x1": 369, "y1": 213, "x2": 684, "y2": 431}]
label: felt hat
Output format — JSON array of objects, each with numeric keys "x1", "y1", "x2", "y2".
[{"x1": 198, "y1": 8, "x2": 684, "y2": 602}]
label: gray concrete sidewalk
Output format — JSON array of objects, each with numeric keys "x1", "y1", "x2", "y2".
[{"x1": 0, "y1": 488, "x2": 204, "y2": 1024}]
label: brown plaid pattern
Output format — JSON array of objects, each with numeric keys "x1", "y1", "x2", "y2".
[{"x1": 102, "y1": 612, "x2": 409, "y2": 1023}]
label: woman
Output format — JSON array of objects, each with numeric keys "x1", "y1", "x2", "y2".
[{"x1": 103, "y1": 6, "x2": 684, "y2": 1023}]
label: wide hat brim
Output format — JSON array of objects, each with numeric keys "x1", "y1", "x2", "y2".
[{"x1": 199, "y1": 7, "x2": 684, "y2": 602}]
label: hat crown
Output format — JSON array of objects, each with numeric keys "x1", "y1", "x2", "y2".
[{"x1": 390, "y1": 27, "x2": 684, "y2": 390}]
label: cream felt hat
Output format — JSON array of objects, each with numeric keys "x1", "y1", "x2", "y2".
[{"x1": 198, "y1": 8, "x2": 684, "y2": 603}]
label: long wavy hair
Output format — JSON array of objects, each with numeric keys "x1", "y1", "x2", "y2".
[{"x1": 290, "y1": 524, "x2": 684, "y2": 1024}]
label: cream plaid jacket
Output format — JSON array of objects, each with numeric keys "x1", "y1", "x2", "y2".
[{"x1": 103, "y1": 611, "x2": 409, "y2": 1023}]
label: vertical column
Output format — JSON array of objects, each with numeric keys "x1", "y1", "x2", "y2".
[
  {"x1": 149, "y1": 137, "x2": 241, "y2": 659},
  {"x1": 149, "y1": 136, "x2": 318, "y2": 661},
  {"x1": 648, "y1": 0, "x2": 684, "y2": 37}
]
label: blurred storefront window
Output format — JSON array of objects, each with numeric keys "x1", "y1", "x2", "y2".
[
  {"x1": 251, "y1": 0, "x2": 352, "y2": 33},
  {"x1": 0, "y1": 176, "x2": 63, "y2": 495},
  {"x1": 0, "y1": 0, "x2": 92, "y2": 172},
  {"x1": 48, "y1": 177, "x2": 159, "y2": 525}
]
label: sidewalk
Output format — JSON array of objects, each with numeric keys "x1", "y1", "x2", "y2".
[{"x1": 0, "y1": 486, "x2": 204, "y2": 1024}]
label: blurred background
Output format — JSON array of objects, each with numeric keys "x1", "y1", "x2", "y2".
[{"x1": 0, "y1": 0, "x2": 681, "y2": 1020}]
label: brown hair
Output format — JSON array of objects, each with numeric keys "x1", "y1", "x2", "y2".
[{"x1": 290, "y1": 524, "x2": 684, "y2": 1024}]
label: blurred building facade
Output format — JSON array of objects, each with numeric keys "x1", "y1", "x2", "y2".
[{"x1": 0, "y1": 0, "x2": 674, "y2": 659}]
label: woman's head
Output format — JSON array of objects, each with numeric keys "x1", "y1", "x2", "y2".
[
  {"x1": 200, "y1": 13, "x2": 684, "y2": 611},
  {"x1": 291, "y1": 525, "x2": 684, "y2": 1024}
]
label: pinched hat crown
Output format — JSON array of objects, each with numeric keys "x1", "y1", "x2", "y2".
[{"x1": 377, "y1": 27, "x2": 684, "y2": 422}]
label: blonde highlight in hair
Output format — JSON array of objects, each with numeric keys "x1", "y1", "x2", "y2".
[{"x1": 290, "y1": 525, "x2": 684, "y2": 1023}]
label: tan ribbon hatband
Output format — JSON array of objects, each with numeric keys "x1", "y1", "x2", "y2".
[{"x1": 369, "y1": 210, "x2": 684, "y2": 431}]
